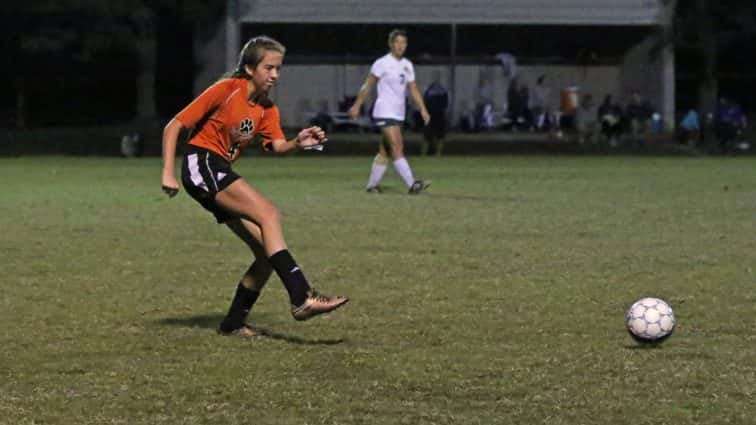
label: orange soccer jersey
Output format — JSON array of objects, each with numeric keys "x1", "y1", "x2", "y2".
[{"x1": 175, "y1": 78, "x2": 285, "y2": 160}]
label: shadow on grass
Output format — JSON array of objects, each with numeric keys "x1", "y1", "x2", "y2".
[
  {"x1": 429, "y1": 193, "x2": 519, "y2": 203},
  {"x1": 624, "y1": 343, "x2": 666, "y2": 350},
  {"x1": 255, "y1": 328, "x2": 345, "y2": 346},
  {"x1": 157, "y1": 313, "x2": 226, "y2": 329},
  {"x1": 156, "y1": 314, "x2": 345, "y2": 346},
  {"x1": 365, "y1": 185, "x2": 512, "y2": 203}
]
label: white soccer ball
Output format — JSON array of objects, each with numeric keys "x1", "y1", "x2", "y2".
[{"x1": 625, "y1": 297, "x2": 675, "y2": 343}]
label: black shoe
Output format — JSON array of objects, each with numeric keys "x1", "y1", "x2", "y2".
[
  {"x1": 408, "y1": 180, "x2": 431, "y2": 194},
  {"x1": 366, "y1": 186, "x2": 383, "y2": 193}
]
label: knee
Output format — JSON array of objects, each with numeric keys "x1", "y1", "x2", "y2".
[
  {"x1": 374, "y1": 153, "x2": 390, "y2": 165},
  {"x1": 242, "y1": 202, "x2": 280, "y2": 228}
]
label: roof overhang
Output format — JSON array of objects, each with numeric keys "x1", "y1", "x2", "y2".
[{"x1": 236, "y1": 0, "x2": 667, "y2": 26}]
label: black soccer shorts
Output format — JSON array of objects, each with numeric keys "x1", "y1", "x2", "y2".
[{"x1": 181, "y1": 145, "x2": 241, "y2": 223}]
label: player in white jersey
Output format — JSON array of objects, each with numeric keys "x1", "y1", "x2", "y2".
[{"x1": 348, "y1": 29, "x2": 431, "y2": 194}]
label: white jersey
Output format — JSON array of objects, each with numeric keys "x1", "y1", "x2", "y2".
[{"x1": 370, "y1": 53, "x2": 415, "y2": 121}]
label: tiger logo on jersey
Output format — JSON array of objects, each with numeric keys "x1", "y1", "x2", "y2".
[
  {"x1": 228, "y1": 117, "x2": 255, "y2": 157},
  {"x1": 232, "y1": 118, "x2": 255, "y2": 139}
]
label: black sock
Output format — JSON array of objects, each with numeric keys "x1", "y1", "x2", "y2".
[
  {"x1": 268, "y1": 249, "x2": 310, "y2": 307},
  {"x1": 219, "y1": 283, "x2": 260, "y2": 332}
]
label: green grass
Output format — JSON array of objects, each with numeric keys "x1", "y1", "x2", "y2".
[{"x1": 1, "y1": 155, "x2": 755, "y2": 424}]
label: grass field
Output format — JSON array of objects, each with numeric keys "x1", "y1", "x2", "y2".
[{"x1": 1, "y1": 155, "x2": 755, "y2": 424}]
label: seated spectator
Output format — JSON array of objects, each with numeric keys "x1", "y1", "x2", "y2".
[
  {"x1": 678, "y1": 108, "x2": 700, "y2": 146},
  {"x1": 530, "y1": 75, "x2": 553, "y2": 131},
  {"x1": 625, "y1": 91, "x2": 653, "y2": 135},
  {"x1": 715, "y1": 96, "x2": 748, "y2": 152},
  {"x1": 507, "y1": 77, "x2": 531, "y2": 131},
  {"x1": 559, "y1": 86, "x2": 580, "y2": 131},
  {"x1": 476, "y1": 102, "x2": 496, "y2": 131},
  {"x1": 459, "y1": 101, "x2": 476, "y2": 133},
  {"x1": 598, "y1": 94, "x2": 624, "y2": 146},
  {"x1": 575, "y1": 94, "x2": 599, "y2": 144},
  {"x1": 649, "y1": 112, "x2": 664, "y2": 134},
  {"x1": 475, "y1": 74, "x2": 494, "y2": 107}
]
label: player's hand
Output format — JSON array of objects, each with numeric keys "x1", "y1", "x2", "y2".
[
  {"x1": 347, "y1": 105, "x2": 360, "y2": 120},
  {"x1": 296, "y1": 126, "x2": 328, "y2": 148},
  {"x1": 421, "y1": 110, "x2": 431, "y2": 126},
  {"x1": 162, "y1": 174, "x2": 180, "y2": 198}
]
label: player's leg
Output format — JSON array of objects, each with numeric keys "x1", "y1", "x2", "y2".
[
  {"x1": 384, "y1": 125, "x2": 413, "y2": 187},
  {"x1": 215, "y1": 179, "x2": 348, "y2": 320},
  {"x1": 215, "y1": 179, "x2": 286, "y2": 255},
  {"x1": 384, "y1": 125, "x2": 431, "y2": 194},
  {"x1": 218, "y1": 218, "x2": 272, "y2": 336},
  {"x1": 379, "y1": 136, "x2": 391, "y2": 158},
  {"x1": 366, "y1": 136, "x2": 390, "y2": 192}
]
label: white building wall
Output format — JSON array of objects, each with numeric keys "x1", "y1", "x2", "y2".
[
  {"x1": 270, "y1": 64, "x2": 621, "y2": 128},
  {"x1": 238, "y1": 0, "x2": 664, "y2": 25},
  {"x1": 190, "y1": 1, "x2": 671, "y2": 129}
]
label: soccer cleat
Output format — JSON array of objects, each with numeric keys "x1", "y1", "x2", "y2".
[
  {"x1": 291, "y1": 289, "x2": 349, "y2": 321},
  {"x1": 366, "y1": 186, "x2": 383, "y2": 193},
  {"x1": 217, "y1": 323, "x2": 261, "y2": 338},
  {"x1": 408, "y1": 179, "x2": 431, "y2": 194}
]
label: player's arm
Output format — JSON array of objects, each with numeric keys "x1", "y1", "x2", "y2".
[
  {"x1": 267, "y1": 126, "x2": 328, "y2": 153},
  {"x1": 161, "y1": 81, "x2": 226, "y2": 197},
  {"x1": 348, "y1": 74, "x2": 378, "y2": 120},
  {"x1": 408, "y1": 81, "x2": 430, "y2": 125},
  {"x1": 259, "y1": 105, "x2": 326, "y2": 153},
  {"x1": 161, "y1": 118, "x2": 185, "y2": 197}
]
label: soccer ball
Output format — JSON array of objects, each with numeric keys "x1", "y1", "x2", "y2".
[{"x1": 625, "y1": 297, "x2": 675, "y2": 343}]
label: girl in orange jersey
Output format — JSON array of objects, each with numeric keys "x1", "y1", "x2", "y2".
[{"x1": 161, "y1": 36, "x2": 348, "y2": 337}]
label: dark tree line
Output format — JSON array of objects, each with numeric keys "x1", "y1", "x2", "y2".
[
  {"x1": 668, "y1": 0, "x2": 756, "y2": 113},
  {"x1": 2, "y1": 1, "x2": 222, "y2": 128}
]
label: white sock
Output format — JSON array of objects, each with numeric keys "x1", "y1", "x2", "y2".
[
  {"x1": 393, "y1": 157, "x2": 415, "y2": 188},
  {"x1": 366, "y1": 155, "x2": 389, "y2": 188}
]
